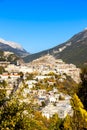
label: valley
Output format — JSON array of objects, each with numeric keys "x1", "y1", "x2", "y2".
[{"x1": 0, "y1": 29, "x2": 87, "y2": 129}]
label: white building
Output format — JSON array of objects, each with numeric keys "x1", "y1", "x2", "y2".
[
  {"x1": 26, "y1": 80, "x2": 37, "y2": 89},
  {"x1": 42, "y1": 103, "x2": 73, "y2": 119},
  {"x1": 49, "y1": 96, "x2": 56, "y2": 103},
  {"x1": 35, "y1": 75, "x2": 52, "y2": 80},
  {"x1": 19, "y1": 66, "x2": 33, "y2": 73}
]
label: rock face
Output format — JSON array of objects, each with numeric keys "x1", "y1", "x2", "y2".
[
  {"x1": 0, "y1": 50, "x2": 24, "y2": 65},
  {"x1": 0, "y1": 38, "x2": 29, "y2": 57},
  {"x1": 24, "y1": 29, "x2": 87, "y2": 66}
]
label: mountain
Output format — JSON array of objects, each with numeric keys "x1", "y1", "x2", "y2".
[
  {"x1": 0, "y1": 38, "x2": 29, "y2": 57},
  {"x1": 24, "y1": 29, "x2": 87, "y2": 66}
]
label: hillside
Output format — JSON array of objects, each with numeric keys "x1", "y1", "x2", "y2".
[
  {"x1": 0, "y1": 38, "x2": 29, "y2": 58},
  {"x1": 28, "y1": 54, "x2": 80, "y2": 84},
  {"x1": 0, "y1": 50, "x2": 23, "y2": 64},
  {"x1": 24, "y1": 29, "x2": 87, "y2": 66}
]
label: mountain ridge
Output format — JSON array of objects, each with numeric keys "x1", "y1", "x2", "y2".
[
  {"x1": 0, "y1": 38, "x2": 29, "y2": 58},
  {"x1": 0, "y1": 29, "x2": 87, "y2": 66},
  {"x1": 0, "y1": 38, "x2": 24, "y2": 50},
  {"x1": 24, "y1": 29, "x2": 87, "y2": 66}
]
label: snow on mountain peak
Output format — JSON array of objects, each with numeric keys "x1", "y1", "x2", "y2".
[
  {"x1": 8, "y1": 41, "x2": 24, "y2": 50},
  {"x1": 0, "y1": 38, "x2": 24, "y2": 51}
]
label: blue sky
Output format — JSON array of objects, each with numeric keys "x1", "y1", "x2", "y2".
[{"x1": 0, "y1": 0, "x2": 87, "y2": 53}]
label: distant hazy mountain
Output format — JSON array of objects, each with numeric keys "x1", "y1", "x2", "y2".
[
  {"x1": 24, "y1": 29, "x2": 87, "y2": 66},
  {"x1": 0, "y1": 38, "x2": 29, "y2": 57}
]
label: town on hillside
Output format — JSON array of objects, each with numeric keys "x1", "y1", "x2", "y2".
[{"x1": 0, "y1": 55, "x2": 81, "y2": 119}]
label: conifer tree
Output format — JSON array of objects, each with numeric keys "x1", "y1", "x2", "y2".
[{"x1": 78, "y1": 65, "x2": 87, "y2": 110}]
